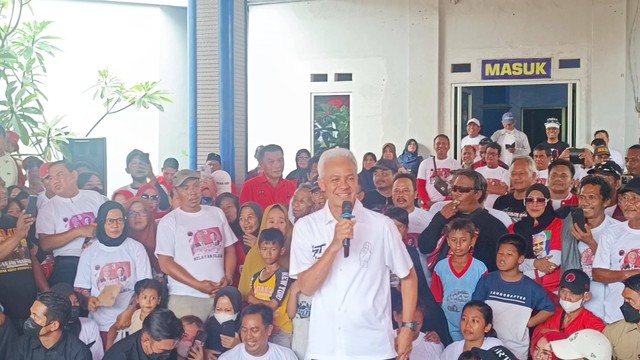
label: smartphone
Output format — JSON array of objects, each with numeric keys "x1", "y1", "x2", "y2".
[
  {"x1": 571, "y1": 207, "x2": 587, "y2": 232},
  {"x1": 569, "y1": 148, "x2": 585, "y2": 165},
  {"x1": 25, "y1": 195, "x2": 38, "y2": 217},
  {"x1": 194, "y1": 330, "x2": 207, "y2": 346}
]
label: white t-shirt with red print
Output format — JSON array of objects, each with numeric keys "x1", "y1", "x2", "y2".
[
  {"x1": 36, "y1": 190, "x2": 108, "y2": 257},
  {"x1": 155, "y1": 206, "x2": 238, "y2": 298},
  {"x1": 476, "y1": 165, "x2": 510, "y2": 209},
  {"x1": 416, "y1": 157, "x2": 460, "y2": 202}
]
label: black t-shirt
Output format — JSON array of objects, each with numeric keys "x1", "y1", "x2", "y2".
[
  {"x1": 16, "y1": 332, "x2": 92, "y2": 360},
  {"x1": 0, "y1": 214, "x2": 37, "y2": 323},
  {"x1": 537, "y1": 141, "x2": 570, "y2": 160},
  {"x1": 493, "y1": 194, "x2": 527, "y2": 223},
  {"x1": 103, "y1": 331, "x2": 177, "y2": 360},
  {"x1": 362, "y1": 190, "x2": 392, "y2": 212}
]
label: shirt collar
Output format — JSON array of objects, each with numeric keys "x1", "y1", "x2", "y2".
[
  {"x1": 29, "y1": 332, "x2": 68, "y2": 351},
  {"x1": 319, "y1": 199, "x2": 364, "y2": 225}
]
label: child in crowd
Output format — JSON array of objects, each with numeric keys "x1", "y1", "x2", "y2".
[
  {"x1": 391, "y1": 291, "x2": 444, "y2": 358},
  {"x1": 441, "y1": 300, "x2": 503, "y2": 360},
  {"x1": 287, "y1": 280, "x2": 312, "y2": 359},
  {"x1": 472, "y1": 234, "x2": 555, "y2": 360},
  {"x1": 105, "y1": 278, "x2": 166, "y2": 350},
  {"x1": 248, "y1": 228, "x2": 293, "y2": 347},
  {"x1": 178, "y1": 315, "x2": 205, "y2": 360},
  {"x1": 431, "y1": 219, "x2": 487, "y2": 341}
]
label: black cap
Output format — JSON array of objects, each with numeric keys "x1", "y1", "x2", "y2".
[
  {"x1": 619, "y1": 177, "x2": 640, "y2": 196},
  {"x1": 560, "y1": 269, "x2": 590, "y2": 294},
  {"x1": 587, "y1": 161, "x2": 622, "y2": 179},
  {"x1": 479, "y1": 138, "x2": 493, "y2": 146},
  {"x1": 472, "y1": 346, "x2": 518, "y2": 360},
  {"x1": 206, "y1": 153, "x2": 221, "y2": 163},
  {"x1": 371, "y1": 159, "x2": 399, "y2": 173}
]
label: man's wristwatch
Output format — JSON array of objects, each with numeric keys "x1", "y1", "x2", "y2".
[{"x1": 401, "y1": 322, "x2": 417, "y2": 331}]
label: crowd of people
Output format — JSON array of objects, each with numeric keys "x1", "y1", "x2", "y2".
[{"x1": 1, "y1": 112, "x2": 640, "y2": 359}]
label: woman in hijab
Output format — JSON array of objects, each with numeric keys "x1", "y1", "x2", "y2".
[
  {"x1": 74, "y1": 201, "x2": 152, "y2": 340},
  {"x1": 511, "y1": 183, "x2": 563, "y2": 297},
  {"x1": 398, "y1": 138, "x2": 423, "y2": 175},
  {"x1": 204, "y1": 286, "x2": 242, "y2": 356},
  {"x1": 237, "y1": 203, "x2": 293, "y2": 299},
  {"x1": 124, "y1": 197, "x2": 160, "y2": 274},
  {"x1": 286, "y1": 148, "x2": 312, "y2": 186},
  {"x1": 215, "y1": 193, "x2": 242, "y2": 238},
  {"x1": 359, "y1": 152, "x2": 377, "y2": 193}
]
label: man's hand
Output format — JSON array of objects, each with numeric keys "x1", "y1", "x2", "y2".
[
  {"x1": 440, "y1": 201, "x2": 459, "y2": 220},
  {"x1": 534, "y1": 255, "x2": 556, "y2": 274},
  {"x1": 114, "y1": 307, "x2": 135, "y2": 329},
  {"x1": 558, "y1": 148, "x2": 571, "y2": 161},
  {"x1": 15, "y1": 212, "x2": 35, "y2": 238},
  {"x1": 571, "y1": 223, "x2": 595, "y2": 245},
  {"x1": 76, "y1": 224, "x2": 97, "y2": 238},
  {"x1": 88, "y1": 297, "x2": 100, "y2": 312},
  {"x1": 395, "y1": 327, "x2": 413, "y2": 360},
  {"x1": 209, "y1": 276, "x2": 230, "y2": 297},
  {"x1": 197, "y1": 280, "x2": 217, "y2": 295},
  {"x1": 581, "y1": 148, "x2": 595, "y2": 168},
  {"x1": 187, "y1": 342, "x2": 205, "y2": 360},
  {"x1": 330, "y1": 217, "x2": 354, "y2": 253}
]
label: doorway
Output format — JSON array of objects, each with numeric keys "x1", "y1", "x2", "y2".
[{"x1": 452, "y1": 82, "x2": 578, "y2": 157}]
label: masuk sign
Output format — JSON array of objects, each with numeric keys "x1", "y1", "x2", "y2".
[{"x1": 481, "y1": 58, "x2": 551, "y2": 80}]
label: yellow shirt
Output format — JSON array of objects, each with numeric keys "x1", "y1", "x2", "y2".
[{"x1": 250, "y1": 267, "x2": 292, "y2": 333}]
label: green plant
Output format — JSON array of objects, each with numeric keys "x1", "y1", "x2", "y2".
[
  {"x1": 313, "y1": 95, "x2": 350, "y2": 153},
  {"x1": 85, "y1": 68, "x2": 172, "y2": 136},
  {"x1": 0, "y1": 0, "x2": 70, "y2": 160}
]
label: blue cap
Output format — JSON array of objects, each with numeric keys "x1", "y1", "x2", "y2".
[{"x1": 501, "y1": 112, "x2": 515, "y2": 124}]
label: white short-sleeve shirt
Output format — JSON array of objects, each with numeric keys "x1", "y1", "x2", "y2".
[
  {"x1": 289, "y1": 200, "x2": 413, "y2": 359},
  {"x1": 155, "y1": 206, "x2": 238, "y2": 298},
  {"x1": 36, "y1": 190, "x2": 108, "y2": 257},
  {"x1": 416, "y1": 157, "x2": 461, "y2": 203},
  {"x1": 219, "y1": 342, "x2": 298, "y2": 360},
  {"x1": 476, "y1": 165, "x2": 510, "y2": 209},
  {"x1": 461, "y1": 135, "x2": 486, "y2": 162}
]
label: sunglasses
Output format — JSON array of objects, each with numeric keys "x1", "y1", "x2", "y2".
[
  {"x1": 451, "y1": 185, "x2": 476, "y2": 193},
  {"x1": 524, "y1": 197, "x2": 548, "y2": 205},
  {"x1": 141, "y1": 194, "x2": 159, "y2": 201}
]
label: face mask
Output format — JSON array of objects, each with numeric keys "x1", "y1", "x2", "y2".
[
  {"x1": 23, "y1": 317, "x2": 43, "y2": 337},
  {"x1": 559, "y1": 298, "x2": 582, "y2": 313},
  {"x1": 69, "y1": 306, "x2": 80, "y2": 322},
  {"x1": 620, "y1": 302, "x2": 640, "y2": 323},
  {"x1": 176, "y1": 340, "x2": 192, "y2": 358},
  {"x1": 148, "y1": 352, "x2": 172, "y2": 360},
  {"x1": 213, "y1": 312, "x2": 237, "y2": 324}
]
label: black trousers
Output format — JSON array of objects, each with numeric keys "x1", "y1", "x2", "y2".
[{"x1": 49, "y1": 256, "x2": 80, "y2": 286}]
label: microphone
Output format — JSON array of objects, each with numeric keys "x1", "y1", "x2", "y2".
[{"x1": 340, "y1": 201, "x2": 354, "y2": 258}]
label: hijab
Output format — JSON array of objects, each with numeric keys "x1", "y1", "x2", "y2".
[
  {"x1": 398, "y1": 138, "x2": 422, "y2": 172},
  {"x1": 513, "y1": 184, "x2": 557, "y2": 259},
  {"x1": 205, "y1": 286, "x2": 243, "y2": 353},
  {"x1": 381, "y1": 143, "x2": 398, "y2": 161},
  {"x1": 237, "y1": 203, "x2": 293, "y2": 299},
  {"x1": 238, "y1": 202, "x2": 263, "y2": 254},
  {"x1": 124, "y1": 197, "x2": 159, "y2": 271},
  {"x1": 215, "y1": 193, "x2": 243, "y2": 238},
  {"x1": 96, "y1": 201, "x2": 128, "y2": 247}
]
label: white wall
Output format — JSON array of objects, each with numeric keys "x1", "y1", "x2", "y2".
[
  {"x1": 248, "y1": 0, "x2": 640, "y2": 170},
  {"x1": 26, "y1": 0, "x2": 187, "y2": 194}
]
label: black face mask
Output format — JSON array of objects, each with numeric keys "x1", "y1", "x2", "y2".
[
  {"x1": 23, "y1": 317, "x2": 43, "y2": 337},
  {"x1": 148, "y1": 351, "x2": 172, "y2": 360},
  {"x1": 620, "y1": 302, "x2": 640, "y2": 323}
]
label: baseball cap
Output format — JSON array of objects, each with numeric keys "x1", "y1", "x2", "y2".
[
  {"x1": 39, "y1": 162, "x2": 52, "y2": 180},
  {"x1": 593, "y1": 145, "x2": 610, "y2": 157},
  {"x1": 467, "y1": 118, "x2": 481, "y2": 126},
  {"x1": 501, "y1": 112, "x2": 515, "y2": 124},
  {"x1": 211, "y1": 170, "x2": 232, "y2": 194},
  {"x1": 471, "y1": 346, "x2": 518, "y2": 360},
  {"x1": 173, "y1": 169, "x2": 200, "y2": 187},
  {"x1": 371, "y1": 159, "x2": 399, "y2": 173},
  {"x1": 587, "y1": 161, "x2": 622, "y2": 179},
  {"x1": 560, "y1": 269, "x2": 590, "y2": 294},
  {"x1": 550, "y1": 329, "x2": 612, "y2": 360},
  {"x1": 479, "y1": 138, "x2": 493, "y2": 146},
  {"x1": 206, "y1": 153, "x2": 221, "y2": 163},
  {"x1": 619, "y1": 177, "x2": 640, "y2": 196},
  {"x1": 544, "y1": 118, "x2": 560, "y2": 129}
]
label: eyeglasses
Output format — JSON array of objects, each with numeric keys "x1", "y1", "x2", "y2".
[
  {"x1": 451, "y1": 185, "x2": 475, "y2": 193},
  {"x1": 524, "y1": 197, "x2": 548, "y2": 205},
  {"x1": 141, "y1": 194, "x2": 159, "y2": 201},
  {"x1": 106, "y1": 218, "x2": 125, "y2": 225},
  {"x1": 128, "y1": 210, "x2": 148, "y2": 217}
]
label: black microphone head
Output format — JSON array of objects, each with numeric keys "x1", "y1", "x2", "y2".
[{"x1": 342, "y1": 201, "x2": 353, "y2": 214}]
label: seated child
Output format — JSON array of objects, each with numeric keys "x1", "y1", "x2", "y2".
[
  {"x1": 472, "y1": 233, "x2": 555, "y2": 360},
  {"x1": 431, "y1": 218, "x2": 487, "y2": 341},
  {"x1": 391, "y1": 290, "x2": 444, "y2": 358},
  {"x1": 248, "y1": 228, "x2": 293, "y2": 347}
]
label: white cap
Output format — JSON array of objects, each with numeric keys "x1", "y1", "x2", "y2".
[
  {"x1": 550, "y1": 329, "x2": 612, "y2": 360},
  {"x1": 467, "y1": 118, "x2": 481, "y2": 126},
  {"x1": 545, "y1": 117, "x2": 560, "y2": 129},
  {"x1": 211, "y1": 170, "x2": 232, "y2": 194}
]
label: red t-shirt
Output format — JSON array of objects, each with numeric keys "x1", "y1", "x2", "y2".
[
  {"x1": 534, "y1": 306, "x2": 605, "y2": 338},
  {"x1": 239, "y1": 174, "x2": 296, "y2": 210}
]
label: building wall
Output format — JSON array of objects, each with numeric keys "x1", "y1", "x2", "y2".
[{"x1": 248, "y1": 0, "x2": 640, "y2": 172}]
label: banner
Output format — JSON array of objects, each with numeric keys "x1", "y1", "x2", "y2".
[{"x1": 481, "y1": 58, "x2": 551, "y2": 80}]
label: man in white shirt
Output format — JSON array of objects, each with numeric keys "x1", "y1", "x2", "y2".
[
  {"x1": 155, "y1": 169, "x2": 237, "y2": 321},
  {"x1": 220, "y1": 304, "x2": 297, "y2": 360},
  {"x1": 593, "y1": 177, "x2": 640, "y2": 323},
  {"x1": 0, "y1": 126, "x2": 17, "y2": 187},
  {"x1": 460, "y1": 118, "x2": 486, "y2": 162},
  {"x1": 594, "y1": 130, "x2": 624, "y2": 169},
  {"x1": 475, "y1": 142, "x2": 510, "y2": 209},
  {"x1": 491, "y1": 112, "x2": 531, "y2": 164},
  {"x1": 36, "y1": 161, "x2": 107, "y2": 286},
  {"x1": 416, "y1": 134, "x2": 461, "y2": 209},
  {"x1": 290, "y1": 148, "x2": 418, "y2": 360}
]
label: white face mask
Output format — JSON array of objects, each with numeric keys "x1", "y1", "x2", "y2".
[
  {"x1": 559, "y1": 298, "x2": 583, "y2": 313},
  {"x1": 213, "y1": 312, "x2": 237, "y2": 324}
]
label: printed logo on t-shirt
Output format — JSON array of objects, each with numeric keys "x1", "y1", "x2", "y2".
[
  {"x1": 360, "y1": 242, "x2": 372, "y2": 268},
  {"x1": 0, "y1": 227, "x2": 31, "y2": 274},
  {"x1": 429, "y1": 168, "x2": 452, "y2": 184},
  {"x1": 405, "y1": 233, "x2": 419, "y2": 248},
  {"x1": 536, "y1": 178, "x2": 548, "y2": 185},
  {"x1": 622, "y1": 249, "x2": 640, "y2": 270},
  {"x1": 580, "y1": 248, "x2": 594, "y2": 277},
  {"x1": 446, "y1": 289, "x2": 471, "y2": 313},
  {"x1": 532, "y1": 230, "x2": 552, "y2": 259},
  {"x1": 66, "y1": 212, "x2": 96, "y2": 230},
  {"x1": 190, "y1": 227, "x2": 223, "y2": 260},
  {"x1": 297, "y1": 299, "x2": 311, "y2": 319},
  {"x1": 97, "y1": 261, "x2": 132, "y2": 292},
  {"x1": 311, "y1": 243, "x2": 326, "y2": 260}
]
